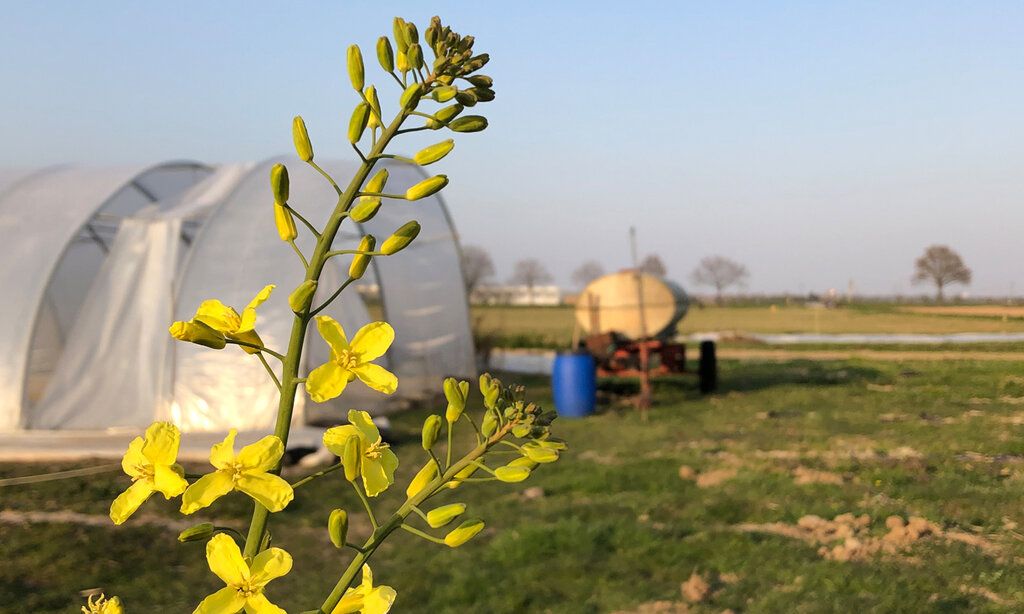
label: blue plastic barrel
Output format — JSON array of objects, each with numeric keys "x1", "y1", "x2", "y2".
[{"x1": 551, "y1": 352, "x2": 597, "y2": 418}]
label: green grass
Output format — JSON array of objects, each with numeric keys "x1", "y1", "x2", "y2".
[{"x1": 7, "y1": 359, "x2": 1024, "y2": 611}]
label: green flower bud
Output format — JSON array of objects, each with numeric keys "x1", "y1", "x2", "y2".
[
  {"x1": 365, "y1": 85, "x2": 382, "y2": 129},
  {"x1": 535, "y1": 438, "x2": 568, "y2": 451},
  {"x1": 511, "y1": 423, "x2": 532, "y2": 438},
  {"x1": 507, "y1": 456, "x2": 539, "y2": 470},
  {"x1": 400, "y1": 83, "x2": 423, "y2": 111},
  {"x1": 393, "y1": 17, "x2": 410, "y2": 52},
  {"x1": 413, "y1": 140, "x2": 455, "y2": 166},
  {"x1": 523, "y1": 444, "x2": 559, "y2": 464},
  {"x1": 444, "y1": 377, "x2": 468, "y2": 422},
  {"x1": 270, "y1": 163, "x2": 289, "y2": 204},
  {"x1": 328, "y1": 509, "x2": 348, "y2": 548},
  {"x1": 396, "y1": 50, "x2": 410, "y2": 73},
  {"x1": 342, "y1": 435, "x2": 361, "y2": 482},
  {"x1": 406, "y1": 461, "x2": 439, "y2": 498},
  {"x1": 432, "y1": 85, "x2": 458, "y2": 103},
  {"x1": 467, "y1": 74, "x2": 493, "y2": 88},
  {"x1": 292, "y1": 116, "x2": 313, "y2": 161},
  {"x1": 427, "y1": 104, "x2": 464, "y2": 129},
  {"x1": 288, "y1": 280, "x2": 317, "y2": 313},
  {"x1": 365, "y1": 168, "x2": 389, "y2": 193},
  {"x1": 480, "y1": 374, "x2": 500, "y2": 410},
  {"x1": 481, "y1": 409, "x2": 499, "y2": 437},
  {"x1": 404, "y1": 21, "x2": 419, "y2": 45},
  {"x1": 380, "y1": 221, "x2": 420, "y2": 255},
  {"x1": 178, "y1": 522, "x2": 216, "y2": 543},
  {"x1": 449, "y1": 115, "x2": 488, "y2": 133},
  {"x1": 349, "y1": 197, "x2": 382, "y2": 223},
  {"x1": 495, "y1": 465, "x2": 531, "y2": 483},
  {"x1": 471, "y1": 87, "x2": 496, "y2": 102},
  {"x1": 348, "y1": 102, "x2": 370, "y2": 144},
  {"x1": 273, "y1": 203, "x2": 297, "y2": 242},
  {"x1": 348, "y1": 235, "x2": 376, "y2": 279},
  {"x1": 408, "y1": 43, "x2": 423, "y2": 70},
  {"x1": 427, "y1": 503, "x2": 466, "y2": 528},
  {"x1": 446, "y1": 463, "x2": 478, "y2": 490},
  {"x1": 466, "y1": 53, "x2": 490, "y2": 72},
  {"x1": 444, "y1": 518, "x2": 484, "y2": 547},
  {"x1": 406, "y1": 175, "x2": 448, "y2": 200},
  {"x1": 455, "y1": 89, "x2": 478, "y2": 107},
  {"x1": 347, "y1": 44, "x2": 364, "y2": 91},
  {"x1": 421, "y1": 414, "x2": 442, "y2": 450},
  {"x1": 377, "y1": 36, "x2": 395, "y2": 72}
]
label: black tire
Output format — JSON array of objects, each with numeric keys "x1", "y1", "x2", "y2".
[{"x1": 698, "y1": 340, "x2": 717, "y2": 394}]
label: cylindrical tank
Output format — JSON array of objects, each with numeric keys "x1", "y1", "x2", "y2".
[
  {"x1": 551, "y1": 352, "x2": 596, "y2": 418},
  {"x1": 575, "y1": 271, "x2": 689, "y2": 339}
]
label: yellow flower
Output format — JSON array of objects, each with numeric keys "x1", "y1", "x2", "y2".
[
  {"x1": 193, "y1": 534, "x2": 291, "y2": 614},
  {"x1": 109, "y1": 422, "x2": 188, "y2": 525},
  {"x1": 306, "y1": 317, "x2": 397, "y2": 402},
  {"x1": 181, "y1": 430, "x2": 294, "y2": 515},
  {"x1": 324, "y1": 410, "x2": 399, "y2": 497},
  {"x1": 169, "y1": 285, "x2": 275, "y2": 354},
  {"x1": 332, "y1": 565, "x2": 397, "y2": 614},
  {"x1": 82, "y1": 593, "x2": 123, "y2": 614}
]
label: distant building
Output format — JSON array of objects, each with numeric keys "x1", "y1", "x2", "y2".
[{"x1": 471, "y1": 284, "x2": 563, "y2": 306}]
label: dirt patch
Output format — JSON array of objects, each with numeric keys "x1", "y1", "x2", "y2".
[
  {"x1": 717, "y1": 348, "x2": 1024, "y2": 362},
  {"x1": 958, "y1": 584, "x2": 1014, "y2": 606},
  {"x1": 696, "y1": 468, "x2": 738, "y2": 488},
  {"x1": 578, "y1": 450, "x2": 619, "y2": 465},
  {"x1": 614, "y1": 571, "x2": 740, "y2": 614},
  {"x1": 792, "y1": 466, "x2": 846, "y2": 485}
]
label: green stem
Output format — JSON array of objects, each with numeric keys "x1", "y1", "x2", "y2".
[
  {"x1": 307, "y1": 160, "x2": 343, "y2": 196},
  {"x1": 285, "y1": 204, "x2": 321, "y2": 239},
  {"x1": 287, "y1": 239, "x2": 309, "y2": 269},
  {"x1": 400, "y1": 523, "x2": 445, "y2": 545},
  {"x1": 225, "y1": 341, "x2": 285, "y2": 361},
  {"x1": 256, "y1": 353, "x2": 281, "y2": 390},
  {"x1": 309, "y1": 278, "x2": 356, "y2": 318},
  {"x1": 352, "y1": 480, "x2": 379, "y2": 530},
  {"x1": 290, "y1": 463, "x2": 343, "y2": 489}
]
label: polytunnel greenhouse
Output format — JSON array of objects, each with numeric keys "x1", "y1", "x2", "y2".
[{"x1": 0, "y1": 159, "x2": 475, "y2": 458}]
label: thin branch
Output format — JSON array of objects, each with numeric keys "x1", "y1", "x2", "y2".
[
  {"x1": 351, "y1": 481, "x2": 378, "y2": 530},
  {"x1": 225, "y1": 340, "x2": 285, "y2": 361},
  {"x1": 256, "y1": 352, "x2": 282, "y2": 390},
  {"x1": 309, "y1": 278, "x2": 357, "y2": 317},
  {"x1": 307, "y1": 160, "x2": 343, "y2": 196},
  {"x1": 287, "y1": 239, "x2": 309, "y2": 269},
  {"x1": 400, "y1": 523, "x2": 446, "y2": 545},
  {"x1": 285, "y1": 204, "x2": 321, "y2": 239},
  {"x1": 291, "y1": 463, "x2": 343, "y2": 489}
]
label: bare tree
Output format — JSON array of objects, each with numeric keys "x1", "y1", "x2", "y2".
[
  {"x1": 690, "y1": 256, "x2": 749, "y2": 304},
  {"x1": 913, "y1": 245, "x2": 971, "y2": 302},
  {"x1": 460, "y1": 245, "x2": 495, "y2": 295},
  {"x1": 510, "y1": 258, "x2": 553, "y2": 303},
  {"x1": 571, "y1": 260, "x2": 605, "y2": 288},
  {"x1": 638, "y1": 254, "x2": 667, "y2": 277}
]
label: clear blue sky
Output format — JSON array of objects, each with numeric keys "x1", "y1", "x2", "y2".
[{"x1": 2, "y1": 1, "x2": 1023, "y2": 296}]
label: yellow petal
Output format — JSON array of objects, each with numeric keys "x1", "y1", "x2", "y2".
[
  {"x1": 142, "y1": 421, "x2": 180, "y2": 465},
  {"x1": 210, "y1": 430, "x2": 238, "y2": 470},
  {"x1": 350, "y1": 321, "x2": 395, "y2": 362},
  {"x1": 243, "y1": 593, "x2": 285, "y2": 614},
  {"x1": 315, "y1": 315, "x2": 350, "y2": 357},
  {"x1": 323, "y1": 424, "x2": 363, "y2": 455},
  {"x1": 236, "y1": 436, "x2": 284, "y2": 472},
  {"x1": 361, "y1": 448, "x2": 399, "y2": 497},
  {"x1": 109, "y1": 480, "x2": 155, "y2": 525},
  {"x1": 250, "y1": 547, "x2": 293, "y2": 587},
  {"x1": 169, "y1": 320, "x2": 227, "y2": 349},
  {"x1": 236, "y1": 473, "x2": 295, "y2": 512},
  {"x1": 331, "y1": 589, "x2": 365, "y2": 614},
  {"x1": 121, "y1": 436, "x2": 147, "y2": 478},
  {"x1": 227, "y1": 329, "x2": 264, "y2": 355},
  {"x1": 193, "y1": 586, "x2": 245, "y2": 614},
  {"x1": 180, "y1": 471, "x2": 234, "y2": 515},
  {"x1": 195, "y1": 300, "x2": 242, "y2": 333},
  {"x1": 363, "y1": 585, "x2": 397, "y2": 614},
  {"x1": 352, "y1": 363, "x2": 398, "y2": 395},
  {"x1": 346, "y1": 410, "x2": 381, "y2": 443},
  {"x1": 307, "y1": 361, "x2": 350, "y2": 403},
  {"x1": 153, "y1": 463, "x2": 189, "y2": 498},
  {"x1": 360, "y1": 565, "x2": 375, "y2": 591},
  {"x1": 206, "y1": 533, "x2": 250, "y2": 585},
  {"x1": 238, "y1": 285, "x2": 275, "y2": 333}
]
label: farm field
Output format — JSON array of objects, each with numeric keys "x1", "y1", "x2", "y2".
[{"x1": 6, "y1": 358, "x2": 1024, "y2": 612}]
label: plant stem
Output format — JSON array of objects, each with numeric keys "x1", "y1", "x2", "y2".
[
  {"x1": 256, "y1": 353, "x2": 281, "y2": 390},
  {"x1": 290, "y1": 463, "x2": 343, "y2": 489},
  {"x1": 352, "y1": 481, "x2": 378, "y2": 530},
  {"x1": 400, "y1": 523, "x2": 446, "y2": 544}
]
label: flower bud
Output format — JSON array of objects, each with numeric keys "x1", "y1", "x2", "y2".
[
  {"x1": 407, "y1": 43, "x2": 423, "y2": 70},
  {"x1": 270, "y1": 163, "x2": 289, "y2": 204},
  {"x1": 396, "y1": 50, "x2": 410, "y2": 73},
  {"x1": 348, "y1": 102, "x2": 370, "y2": 144},
  {"x1": 400, "y1": 83, "x2": 423, "y2": 111},
  {"x1": 427, "y1": 104, "x2": 464, "y2": 129},
  {"x1": 342, "y1": 435, "x2": 361, "y2": 482},
  {"x1": 535, "y1": 438, "x2": 568, "y2": 451},
  {"x1": 446, "y1": 463, "x2": 478, "y2": 489},
  {"x1": 413, "y1": 140, "x2": 455, "y2": 166},
  {"x1": 365, "y1": 168, "x2": 389, "y2": 193},
  {"x1": 328, "y1": 509, "x2": 348, "y2": 548},
  {"x1": 495, "y1": 465, "x2": 530, "y2": 483},
  {"x1": 349, "y1": 197, "x2": 382, "y2": 223},
  {"x1": 507, "y1": 456, "x2": 538, "y2": 470},
  {"x1": 348, "y1": 235, "x2": 376, "y2": 280},
  {"x1": 274, "y1": 203, "x2": 297, "y2": 242},
  {"x1": 511, "y1": 423, "x2": 532, "y2": 438},
  {"x1": 481, "y1": 409, "x2": 499, "y2": 437},
  {"x1": 393, "y1": 17, "x2": 410, "y2": 52},
  {"x1": 421, "y1": 414, "x2": 442, "y2": 450},
  {"x1": 406, "y1": 461, "x2": 438, "y2": 498},
  {"x1": 444, "y1": 518, "x2": 484, "y2": 547},
  {"x1": 406, "y1": 175, "x2": 448, "y2": 200},
  {"x1": 365, "y1": 85, "x2": 382, "y2": 129},
  {"x1": 404, "y1": 21, "x2": 419, "y2": 45},
  {"x1": 522, "y1": 445, "x2": 559, "y2": 464},
  {"x1": 169, "y1": 321, "x2": 226, "y2": 350},
  {"x1": 288, "y1": 280, "x2": 317, "y2": 313},
  {"x1": 449, "y1": 115, "x2": 488, "y2": 133},
  {"x1": 444, "y1": 377, "x2": 467, "y2": 422},
  {"x1": 426, "y1": 503, "x2": 466, "y2": 528},
  {"x1": 178, "y1": 522, "x2": 216, "y2": 543},
  {"x1": 431, "y1": 86, "x2": 457, "y2": 103},
  {"x1": 347, "y1": 44, "x2": 364, "y2": 91},
  {"x1": 467, "y1": 74, "x2": 493, "y2": 88},
  {"x1": 455, "y1": 89, "x2": 478, "y2": 107},
  {"x1": 377, "y1": 36, "x2": 395, "y2": 72},
  {"x1": 480, "y1": 374, "x2": 500, "y2": 410},
  {"x1": 380, "y1": 221, "x2": 420, "y2": 255},
  {"x1": 292, "y1": 116, "x2": 313, "y2": 161},
  {"x1": 472, "y1": 87, "x2": 496, "y2": 102}
]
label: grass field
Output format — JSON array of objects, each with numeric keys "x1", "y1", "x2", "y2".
[{"x1": 7, "y1": 358, "x2": 1024, "y2": 612}]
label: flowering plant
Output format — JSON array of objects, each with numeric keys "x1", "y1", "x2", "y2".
[{"x1": 90, "y1": 15, "x2": 563, "y2": 614}]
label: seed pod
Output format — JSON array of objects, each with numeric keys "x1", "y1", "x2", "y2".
[
  {"x1": 400, "y1": 83, "x2": 422, "y2": 111},
  {"x1": 292, "y1": 116, "x2": 313, "y2": 161},
  {"x1": 455, "y1": 90, "x2": 478, "y2": 107},
  {"x1": 405, "y1": 175, "x2": 448, "y2": 200},
  {"x1": 288, "y1": 280, "x2": 317, "y2": 313},
  {"x1": 178, "y1": 522, "x2": 216, "y2": 543},
  {"x1": 342, "y1": 434, "x2": 361, "y2": 482},
  {"x1": 347, "y1": 44, "x2": 364, "y2": 91},
  {"x1": 168, "y1": 321, "x2": 226, "y2": 349},
  {"x1": 270, "y1": 163, "x2": 289, "y2": 204},
  {"x1": 328, "y1": 509, "x2": 348, "y2": 548},
  {"x1": 380, "y1": 221, "x2": 420, "y2": 255},
  {"x1": 444, "y1": 518, "x2": 484, "y2": 547},
  {"x1": 365, "y1": 168, "x2": 389, "y2": 193},
  {"x1": 348, "y1": 235, "x2": 376, "y2": 280},
  {"x1": 407, "y1": 43, "x2": 423, "y2": 70},
  {"x1": 523, "y1": 445, "x2": 559, "y2": 464},
  {"x1": 426, "y1": 503, "x2": 466, "y2": 528},
  {"x1": 467, "y1": 74, "x2": 493, "y2": 88},
  {"x1": 405, "y1": 462, "x2": 438, "y2": 498},
  {"x1": 446, "y1": 463, "x2": 478, "y2": 489},
  {"x1": 348, "y1": 102, "x2": 370, "y2": 144},
  {"x1": 481, "y1": 409, "x2": 499, "y2": 437},
  {"x1": 349, "y1": 197, "x2": 382, "y2": 223},
  {"x1": 448, "y1": 115, "x2": 488, "y2": 133},
  {"x1": 444, "y1": 377, "x2": 467, "y2": 422},
  {"x1": 273, "y1": 203, "x2": 297, "y2": 242},
  {"x1": 495, "y1": 465, "x2": 530, "y2": 483},
  {"x1": 365, "y1": 85, "x2": 382, "y2": 129},
  {"x1": 393, "y1": 17, "x2": 409, "y2": 52},
  {"x1": 377, "y1": 36, "x2": 395, "y2": 72},
  {"x1": 421, "y1": 414, "x2": 442, "y2": 450},
  {"x1": 413, "y1": 140, "x2": 455, "y2": 166}
]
